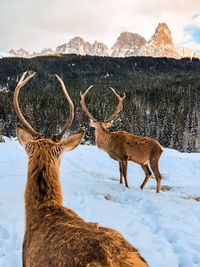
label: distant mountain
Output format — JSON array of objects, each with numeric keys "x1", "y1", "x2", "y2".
[
  {"x1": 56, "y1": 37, "x2": 109, "y2": 57},
  {"x1": 111, "y1": 32, "x2": 147, "y2": 57},
  {"x1": 8, "y1": 23, "x2": 200, "y2": 60},
  {"x1": 9, "y1": 48, "x2": 29, "y2": 58}
]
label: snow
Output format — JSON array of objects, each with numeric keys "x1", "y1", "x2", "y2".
[{"x1": 0, "y1": 137, "x2": 200, "y2": 267}]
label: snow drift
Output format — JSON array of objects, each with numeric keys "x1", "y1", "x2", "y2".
[{"x1": 0, "y1": 138, "x2": 200, "y2": 267}]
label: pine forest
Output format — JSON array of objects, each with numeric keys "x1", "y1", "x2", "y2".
[{"x1": 0, "y1": 54, "x2": 199, "y2": 152}]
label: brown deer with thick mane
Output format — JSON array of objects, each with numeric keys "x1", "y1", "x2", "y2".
[
  {"x1": 14, "y1": 72, "x2": 148, "y2": 267},
  {"x1": 80, "y1": 86, "x2": 163, "y2": 193}
]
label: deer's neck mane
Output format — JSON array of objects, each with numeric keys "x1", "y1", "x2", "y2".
[
  {"x1": 95, "y1": 125, "x2": 111, "y2": 150},
  {"x1": 25, "y1": 145, "x2": 63, "y2": 224}
]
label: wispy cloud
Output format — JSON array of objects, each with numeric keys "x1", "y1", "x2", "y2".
[
  {"x1": 181, "y1": 14, "x2": 200, "y2": 52},
  {"x1": 0, "y1": 0, "x2": 200, "y2": 53}
]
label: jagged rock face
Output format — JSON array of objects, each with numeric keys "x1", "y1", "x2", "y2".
[
  {"x1": 90, "y1": 41, "x2": 108, "y2": 56},
  {"x1": 111, "y1": 32, "x2": 147, "y2": 57},
  {"x1": 67, "y1": 37, "x2": 86, "y2": 55},
  {"x1": 40, "y1": 48, "x2": 54, "y2": 55},
  {"x1": 56, "y1": 43, "x2": 68, "y2": 53},
  {"x1": 56, "y1": 37, "x2": 86, "y2": 55},
  {"x1": 176, "y1": 46, "x2": 200, "y2": 59},
  {"x1": 56, "y1": 38, "x2": 108, "y2": 56},
  {"x1": 148, "y1": 23, "x2": 179, "y2": 58},
  {"x1": 8, "y1": 23, "x2": 200, "y2": 59},
  {"x1": 30, "y1": 51, "x2": 40, "y2": 57},
  {"x1": 10, "y1": 48, "x2": 54, "y2": 58},
  {"x1": 149, "y1": 23, "x2": 174, "y2": 49},
  {"x1": 56, "y1": 37, "x2": 89, "y2": 55},
  {"x1": 9, "y1": 48, "x2": 29, "y2": 57}
]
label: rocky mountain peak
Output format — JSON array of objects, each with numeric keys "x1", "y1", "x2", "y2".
[
  {"x1": 67, "y1": 37, "x2": 86, "y2": 55},
  {"x1": 8, "y1": 23, "x2": 200, "y2": 60},
  {"x1": 113, "y1": 32, "x2": 147, "y2": 47},
  {"x1": 56, "y1": 37, "x2": 109, "y2": 56},
  {"x1": 9, "y1": 48, "x2": 29, "y2": 57},
  {"x1": 149, "y1": 23, "x2": 175, "y2": 50},
  {"x1": 157, "y1": 23, "x2": 171, "y2": 34},
  {"x1": 40, "y1": 48, "x2": 54, "y2": 55},
  {"x1": 91, "y1": 41, "x2": 108, "y2": 56},
  {"x1": 111, "y1": 31, "x2": 147, "y2": 57}
]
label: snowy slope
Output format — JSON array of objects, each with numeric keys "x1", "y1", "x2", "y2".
[{"x1": 0, "y1": 137, "x2": 200, "y2": 267}]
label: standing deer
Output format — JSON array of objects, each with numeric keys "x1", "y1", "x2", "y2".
[
  {"x1": 14, "y1": 72, "x2": 148, "y2": 267},
  {"x1": 80, "y1": 86, "x2": 163, "y2": 193}
]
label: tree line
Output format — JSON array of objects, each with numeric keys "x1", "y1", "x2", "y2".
[{"x1": 0, "y1": 54, "x2": 200, "y2": 152}]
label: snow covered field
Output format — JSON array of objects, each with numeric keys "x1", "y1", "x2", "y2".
[{"x1": 0, "y1": 137, "x2": 200, "y2": 267}]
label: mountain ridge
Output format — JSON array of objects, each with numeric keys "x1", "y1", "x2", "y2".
[{"x1": 8, "y1": 23, "x2": 200, "y2": 60}]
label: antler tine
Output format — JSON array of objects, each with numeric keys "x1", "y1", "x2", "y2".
[
  {"x1": 80, "y1": 86, "x2": 97, "y2": 122},
  {"x1": 80, "y1": 85, "x2": 93, "y2": 97},
  {"x1": 18, "y1": 71, "x2": 28, "y2": 83},
  {"x1": 104, "y1": 87, "x2": 126, "y2": 123},
  {"x1": 53, "y1": 75, "x2": 75, "y2": 141},
  {"x1": 110, "y1": 87, "x2": 126, "y2": 100},
  {"x1": 14, "y1": 71, "x2": 42, "y2": 138}
]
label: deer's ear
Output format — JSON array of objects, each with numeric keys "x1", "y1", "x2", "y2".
[
  {"x1": 104, "y1": 122, "x2": 113, "y2": 128},
  {"x1": 60, "y1": 130, "x2": 85, "y2": 153},
  {"x1": 16, "y1": 124, "x2": 33, "y2": 148}
]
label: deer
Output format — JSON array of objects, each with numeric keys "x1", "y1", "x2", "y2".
[
  {"x1": 80, "y1": 86, "x2": 163, "y2": 193},
  {"x1": 14, "y1": 72, "x2": 149, "y2": 267}
]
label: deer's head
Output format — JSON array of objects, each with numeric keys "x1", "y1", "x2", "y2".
[
  {"x1": 80, "y1": 86, "x2": 126, "y2": 130},
  {"x1": 14, "y1": 72, "x2": 85, "y2": 167}
]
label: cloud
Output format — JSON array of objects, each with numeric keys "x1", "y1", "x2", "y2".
[
  {"x1": 181, "y1": 14, "x2": 200, "y2": 52},
  {"x1": 0, "y1": 0, "x2": 200, "y2": 53}
]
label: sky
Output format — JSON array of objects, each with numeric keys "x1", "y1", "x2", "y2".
[{"x1": 0, "y1": 0, "x2": 200, "y2": 55}]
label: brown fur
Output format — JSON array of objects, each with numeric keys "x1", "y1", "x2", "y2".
[
  {"x1": 16, "y1": 126, "x2": 149, "y2": 267},
  {"x1": 14, "y1": 73, "x2": 148, "y2": 266},
  {"x1": 92, "y1": 122, "x2": 163, "y2": 193},
  {"x1": 80, "y1": 87, "x2": 163, "y2": 193}
]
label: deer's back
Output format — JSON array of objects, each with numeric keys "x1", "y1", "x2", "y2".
[
  {"x1": 23, "y1": 204, "x2": 148, "y2": 267},
  {"x1": 107, "y1": 131, "x2": 163, "y2": 163}
]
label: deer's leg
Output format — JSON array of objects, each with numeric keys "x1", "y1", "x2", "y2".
[
  {"x1": 150, "y1": 159, "x2": 162, "y2": 193},
  {"x1": 119, "y1": 161, "x2": 123, "y2": 184},
  {"x1": 122, "y1": 160, "x2": 129, "y2": 188},
  {"x1": 140, "y1": 164, "x2": 152, "y2": 190}
]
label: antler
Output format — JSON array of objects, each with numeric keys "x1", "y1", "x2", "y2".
[
  {"x1": 13, "y1": 71, "x2": 42, "y2": 139},
  {"x1": 80, "y1": 86, "x2": 125, "y2": 123},
  {"x1": 80, "y1": 86, "x2": 97, "y2": 122},
  {"x1": 52, "y1": 75, "x2": 74, "y2": 141},
  {"x1": 14, "y1": 72, "x2": 74, "y2": 141},
  {"x1": 104, "y1": 88, "x2": 126, "y2": 122}
]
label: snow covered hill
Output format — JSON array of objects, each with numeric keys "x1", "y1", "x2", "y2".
[{"x1": 0, "y1": 137, "x2": 200, "y2": 267}]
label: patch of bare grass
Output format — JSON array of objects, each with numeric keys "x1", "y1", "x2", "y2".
[
  {"x1": 104, "y1": 195, "x2": 111, "y2": 201},
  {"x1": 150, "y1": 185, "x2": 172, "y2": 192},
  {"x1": 183, "y1": 196, "x2": 200, "y2": 202}
]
